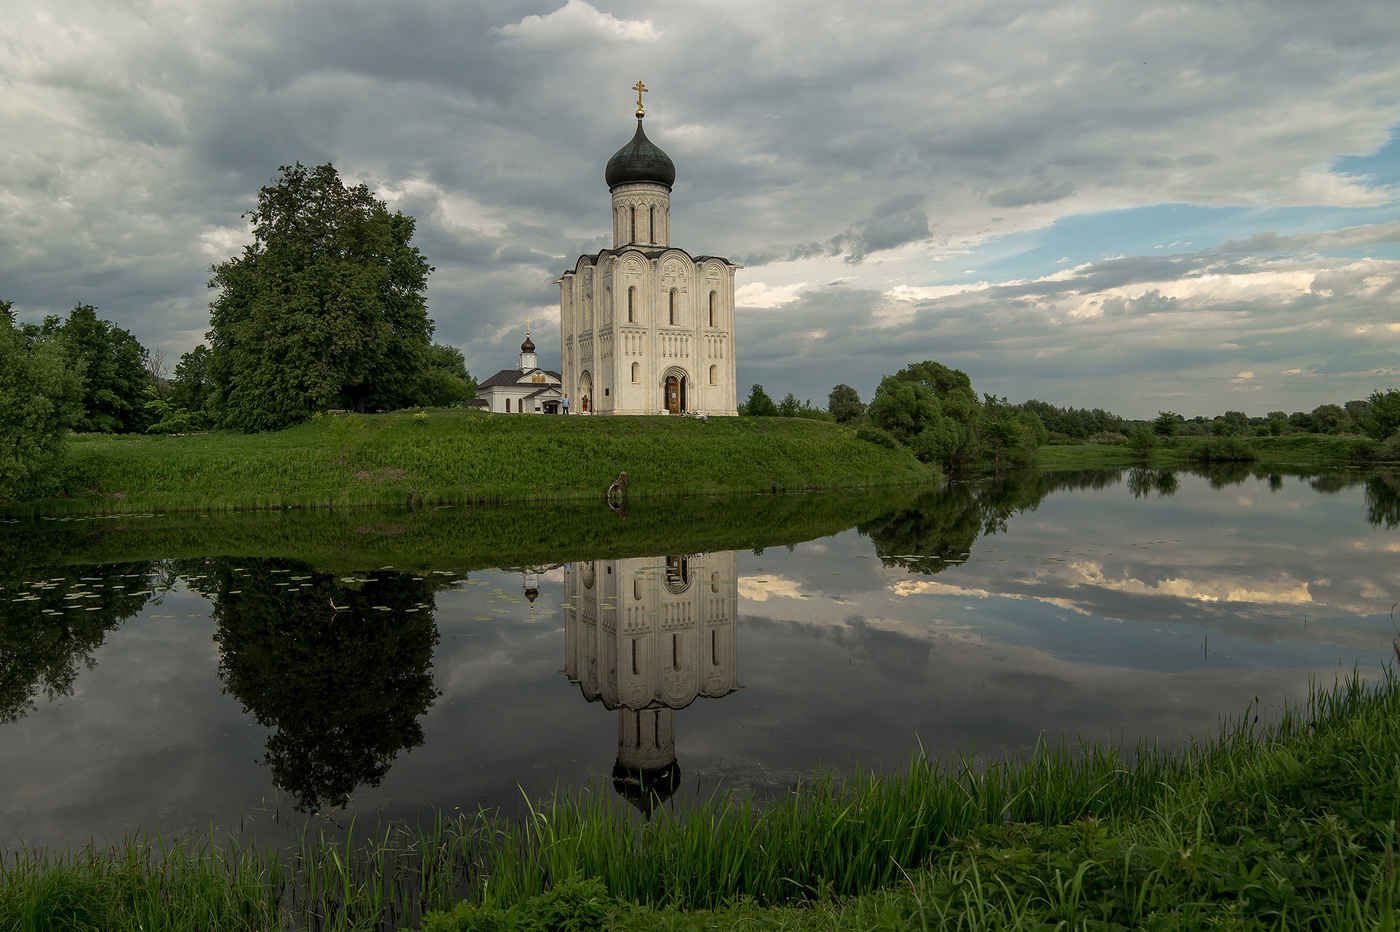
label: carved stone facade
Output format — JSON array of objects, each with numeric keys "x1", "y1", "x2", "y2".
[{"x1": 557, "y1": 116, "x2": 739, "y2": 416}]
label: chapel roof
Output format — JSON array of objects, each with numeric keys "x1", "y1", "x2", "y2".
[
  {"x1": 477, "y1": 367, "x2": 562, "y2": 390},
  {"x1": 605, "y1": 119, "x2": 676, "y2": 190}
]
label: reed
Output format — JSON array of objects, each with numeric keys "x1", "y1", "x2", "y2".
[{"x1": 3, "y1": 673, "x2": 1396, "y2": 930}]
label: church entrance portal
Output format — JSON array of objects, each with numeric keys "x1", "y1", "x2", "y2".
[{"x1": 665, "y1": 375, "x2": 686, "y2": 415}]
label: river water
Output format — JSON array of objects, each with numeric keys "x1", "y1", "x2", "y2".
[{"x1": 2, "y1": 467, "x2": 1397, "y2": 850}]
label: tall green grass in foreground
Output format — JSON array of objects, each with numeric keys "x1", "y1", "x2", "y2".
[{"x1": 4, "y1": 673, "x2": 1398, "y2": 930}]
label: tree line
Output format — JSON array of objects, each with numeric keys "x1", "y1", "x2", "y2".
[
  {"x1": 2, "y1": 163, "x2": 477, "y2": 500},
  {"x1": 740, "y1": 364, "x2": 1400, "y2": 471}
]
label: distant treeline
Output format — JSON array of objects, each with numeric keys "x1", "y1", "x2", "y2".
[{"x1": 742, "y1": 368, "x2": 1400, "y2": 470}]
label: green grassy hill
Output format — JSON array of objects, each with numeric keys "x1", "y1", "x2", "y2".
[{"x1": 11, "y1": 410, "x2": 935, "y2": 516}]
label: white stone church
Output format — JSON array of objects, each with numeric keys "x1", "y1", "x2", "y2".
[{"x1": 557, "y1": 91, "x2": 739, "y2": 416}]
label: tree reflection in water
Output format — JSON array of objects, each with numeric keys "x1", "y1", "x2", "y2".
[
  {"x1": 179, "y1": 558, "x2": 441, "y2": 813},
  {"x1": 858, "y1": 470, "x2": 1064, "y2": 575},
  {"x1": 1366, "y1": 471, "x2": 1400, "y2": 529},
  {"x1": 0, "y1": 561, "x2": 156, "y2": 724}
]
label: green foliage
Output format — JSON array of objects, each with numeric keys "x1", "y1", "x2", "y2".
[
  {"x1": 827, "y1": 384, "x2": 866, "y2": 424},
  {"x1": 143, "y1": 399, "x2": 203, "y2": 434},
  {"x1": 413, "y1": 343, "x2": 478, "y2": 407},
  {"x1": 5, "y1": 674, "x2": 1400, "y2": 930},
  {"x1": 168, "y1": 344, "x2": 214, "y2": 417},
  {"x1": 1289, "y1": 409, "x2": 1316, "y2": 432},
  {"x1": 742, "y1": 383, "x2": 778, "y2": 417},
  {"x1": 853, "y1": 424, "x2": 898, "y2": 449},
  {"x1": 0, "y1": 308, "x2": 85, "y2": 502},
  {"x1": 3, "y1": 410, "x2": 932, "y2": 516},
  {"x1": 1310, "y1": 402, "x2": 1352, "y2": 434},
  {"x1": 1185, "y1": 436, "x2": 1259, "y2": 464},
  {"x1": 1153, "y1": 410, "x2": 1180, "y2": 436},
  {"x1": 979, "y1": 394, "x2": 1037, "y2": 467},
  {"x1": 1126, "y1": 424, "x2": 1158, "y2": 459},
  {"x1": 1363, "y1": 389, "x2": 1400, "y2": 440},
  {"x1": 867, "y1": 360, "x2": 981, "y2": 468},
  {"x1": 207, "y1": 162, "x2": 435, "y2": 430},
  {"x1": 1019, "y1": 399, "x2": 1125, "y2": 439},
  {"x1": 44, "y1": 304, "x2": 155, "y2": 433},
  {"x1": 1086, "y1": 431, "x2": 1127, "y2": 445}
]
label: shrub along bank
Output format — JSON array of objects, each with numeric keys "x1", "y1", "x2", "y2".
[
  {"x1": 1040, "y1": 431, "x2": 1400, "y2": 470},
  {"x1": 4, "y1": 410, "x2": 935, "y2": 516},
  {"x1": 3, "y1": 674, "x2": 1397, "y2": 930}
]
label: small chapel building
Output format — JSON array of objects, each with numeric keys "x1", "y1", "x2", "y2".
[
  {"x1": 557, "y1": 86, "x2": 739, "y2": 416},
  {"x1": 473, "y1": 326, "x2": 565, "y2": 414}
]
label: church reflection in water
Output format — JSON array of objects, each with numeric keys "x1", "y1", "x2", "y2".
[{"x1": 561, "y1": 552, "x2": 739, "y2": 813}]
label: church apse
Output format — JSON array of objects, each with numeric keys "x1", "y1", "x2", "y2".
[{"x1": 561, "y1": 551, "x2": 739, "y2": 812}]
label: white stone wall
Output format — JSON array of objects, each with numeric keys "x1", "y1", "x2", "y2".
[{"x1": 558, "y1": 248, "x2": 738, "y2": 416}]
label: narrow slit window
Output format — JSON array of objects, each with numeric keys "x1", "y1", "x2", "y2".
[
  {"x1": 672, "y1": 634, "x2": 679, "y2": 670},
  {"x1": 712, "y1": 629, "x2": 719, "y2": 666},
  {"x1": 631, "y1": 639, "x2": 638, "y2": 676}
]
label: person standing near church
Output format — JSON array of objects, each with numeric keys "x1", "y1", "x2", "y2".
[{"x1": 562, "y1": 393, "x2": 569, "y2": 415}]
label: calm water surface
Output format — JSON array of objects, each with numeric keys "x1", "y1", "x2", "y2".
[{"x1": 2, "y1": 468, "x2": 1397, "y2": 849}]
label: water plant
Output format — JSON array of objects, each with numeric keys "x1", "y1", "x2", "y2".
[{"x1": 4, "y1": 672, "x2": 1398, "y2": 930}]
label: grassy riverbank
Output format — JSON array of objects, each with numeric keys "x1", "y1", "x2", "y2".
[
  {"x1": 5, "y1": 411, "x2": 934, "y2": 517},
  {"x1": 4, "y1": 673, "x2": 1397, "y2": 930},
  {"x1": 1040, "y1": 432, "x2": 1394, "y2": 470}
]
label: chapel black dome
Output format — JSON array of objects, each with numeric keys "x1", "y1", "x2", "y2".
[{"x1": 605, "y1": 120, "x2": 676, "y2": 189}]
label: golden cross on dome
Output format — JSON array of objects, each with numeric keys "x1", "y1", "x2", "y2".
[
  {"x1": 525, "y1": 316, "x2": 531, "y2": 337},
  {"x1": 633, "y1": 81, "x2": 648, "y2": 118}
]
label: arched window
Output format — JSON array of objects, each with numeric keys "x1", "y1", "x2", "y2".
[
  {"x1": 632, "y1": 361, "x2": 640, "y2": 383},
  {"x1": 648, "y1": 205, "x2": 655, "y2": 243},
  {"x1": 627, "y1": 286, "x2": 635, "y2": 323},
  {"x1": 709, "y1": 364, "x2": 717, "y2": 385},
  {"x1": 709, "y1": 291, "x2": 716, "y2": 327},
  {"x1": 506, "y1": 398, "x2": 511, "y2": 413},
  {"x1": 629, "y1": 206, "x2": 636, "y2": 243},
  {"x1": 669, "y1": 289, "x2": 677, "y2": 326}
]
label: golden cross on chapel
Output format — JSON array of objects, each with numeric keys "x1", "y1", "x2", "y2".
[
  {"x1": 633, "y1": 81, "x2": 648, "y2": 118},
  {"x1": 525, "y1": 316, "x2": 531, "y2": 337}
]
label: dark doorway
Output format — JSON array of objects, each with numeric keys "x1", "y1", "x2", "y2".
[{"x1": 665, "y1": 376, "x2": 685, "y2": 414}]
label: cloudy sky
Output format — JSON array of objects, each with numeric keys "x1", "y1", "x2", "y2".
[{"x1": 3, "y1": 0, "x2": 1397, "y2": 417}]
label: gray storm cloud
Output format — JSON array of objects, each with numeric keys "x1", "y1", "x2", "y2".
[{"x1": 0, "y1": 0, "x2": 1395, "y2": 413}]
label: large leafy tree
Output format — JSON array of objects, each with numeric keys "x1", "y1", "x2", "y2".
[
  {"x1": 742, "y1": 383, "x2": 778, "y2": 417},
  {"x1": 411, "y1": 342, "x2": 477, "y2": 407},
  {"x1": 867, "y1": 360, "x2": 982, "y2": 468},
  {"x1": 1363, "y1": 389, "x2": 1400, "y2": 441},
  {"x1": 39, "y1": 304, "x2": 154, "y2": 434},
  {"x1": 828, "y1": 383, "x2": 866, "y2": 424},
  {"x1": 0, "y1": 302, "x2": 84, "y2": 501},
  {"x1": 207, "y1": 163, "x2": 434, "y2": 430}
]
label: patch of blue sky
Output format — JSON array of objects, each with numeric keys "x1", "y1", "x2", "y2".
[
  {"x1": 949, "y1": 198, "x2": 1400, "y2": 286},
  {"x1": 1330, "y1": 127, "x2": 1400, "y2": 189}
]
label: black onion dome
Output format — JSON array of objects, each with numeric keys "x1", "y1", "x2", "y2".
[
  {"x1": 521, "y1": 334, "x2": 535, "y2": 353},
  {"x1": 605, "y1": 120, "x2": 676, "y2": 189}
]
